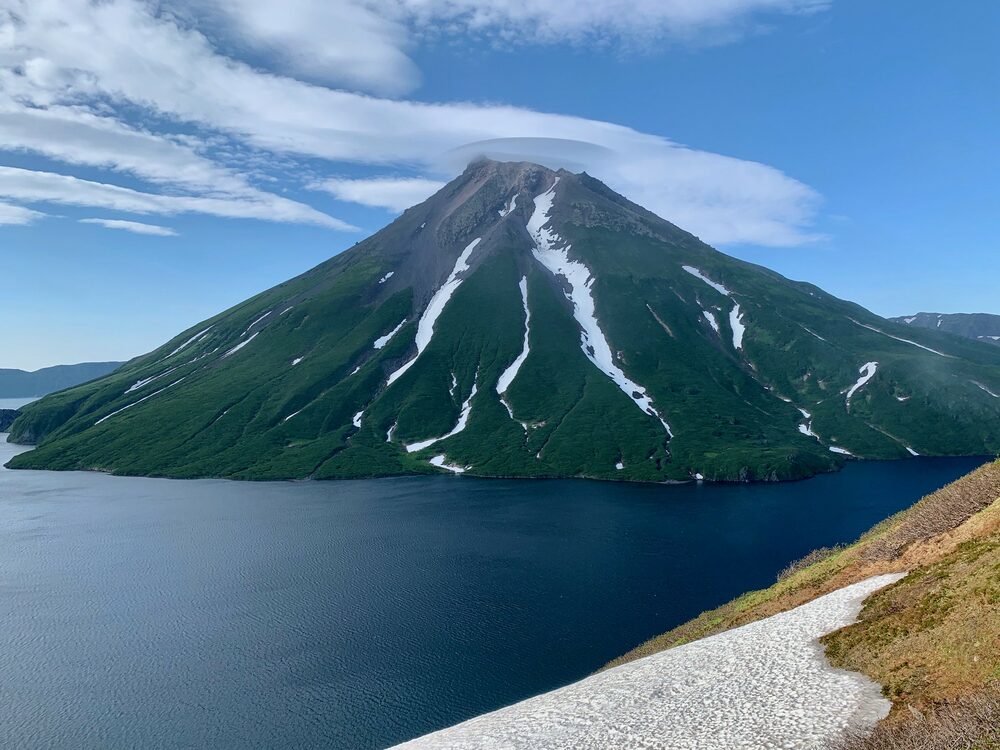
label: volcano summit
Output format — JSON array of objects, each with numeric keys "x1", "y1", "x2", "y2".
[{"x1": 9, "y1": 160, "x2": 1000, "y2": 482}]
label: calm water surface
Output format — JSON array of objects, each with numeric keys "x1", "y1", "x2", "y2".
[
  {"x1": 0, "y1": 396, "x2": 38, "y2": 409},
  {"x1": 0, "y1": 437, "x2": 987, "y2": 749}
]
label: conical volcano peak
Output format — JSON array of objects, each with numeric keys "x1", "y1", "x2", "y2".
[{"x1": 11, "y1": 160, "x2": 1000, "y2": 484}]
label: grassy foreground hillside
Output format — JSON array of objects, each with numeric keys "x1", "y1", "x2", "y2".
[{"x1": 610, "y1": 458, "x2": 1000, "y2": 746}]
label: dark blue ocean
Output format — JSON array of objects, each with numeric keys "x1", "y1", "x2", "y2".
[{"x1": 0, "y1": 437, "x2": 986, "y2": 749}]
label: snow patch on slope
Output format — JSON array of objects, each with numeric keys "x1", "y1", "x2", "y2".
[
  {"x1": 168, "y1": 326, "x2": 213, "y2": 358},
  {"x1": 391, "y1": 574, "x2": 904, "y2": 750},
  {"x1": 496, "y1": 277, "x2": 531, "y2": 419},
  {"x1": 352, "y1": 411, "x2": 364, "y2": 428},
  {"x1": 682, "y1": 265, "x2": 732, "y2": 296},
  {"x1": 385, "y1": 238, "x2": 481, "y2": 387},
  {"x1": 802, "y1": 325, "x2": 828, "y2": 343},
  {"x1": 797, "y1": 408, "x2": 820, "y2": 440},
  {"x1": 846, "y1": 362, "x2": 878, "y2": 406},
  {"x1": 222, "y1": 332, "x2": 259, "y2": 359},
  {"x1": 730, "y1": 305, "x2": 746, "y2": 350},
  {"x1": 528, "y1": 179, "x2": 672, "y2": 436},
  {"x1": 374, "y1": 319, "x2": 407, "y2": 350},
  {"x1": 829, "y1": 445, "x2": 855, "y2": 456},
  {"x1": 378, "y1": 271, "x2": 395, "y2": 285},
  {"x1": 498, "y1": 194, "x2": 518, "y2": 217},
  {"x1": 429, "y1": 455, "x2": 466, "y2": 474},
  {"x1": 406, "y1": 381, "x2": 478, "y2": 453},
  {"x1": 850, "y1": 319, "x2": 952, "y2": 358},
  {"x1": 242, "y1": 311, "x2": 272, "y2": 336},
  {"x1": 126, "y1": 366, "x2": 179, "y2": 394},
  {"x1": 684, "y1": 266, "x2": 747, "y2": 350},
  {"x1": 702, "y1": 310, "x2": 720, "y2": 334},
  {"x1": 96, "y1": 378, "x2": 186, "y2": 425},
  {"x1": 974, "y1": 381, "x2": 1000, "y2": 398}
]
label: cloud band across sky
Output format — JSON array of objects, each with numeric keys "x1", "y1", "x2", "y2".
[{"x1": 0, "y1": 0, "x2": 827, "y2": 246}]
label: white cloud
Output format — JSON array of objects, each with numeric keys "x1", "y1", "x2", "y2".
[
  {"x1": 182, "y1": 0, "x2": 827, "y2": 96},
  {"x1": 314, "y1": 176, "x2": 446, "y2": 212},
  {"x1": 0, "y1": 200, "x2": 43, "y2": 225},
  {"x1": 79, "y1": 218, "x2": 178, "y2": 236},
  {"x1": 188, "y1": 0, "x2": 419, "y2": 95},
  {"x1": 0, "y1": 166, "x2": 354, "y2": 229},
  {"x1": 0, "y1": 0, "x2": 825, "y2": 246}
]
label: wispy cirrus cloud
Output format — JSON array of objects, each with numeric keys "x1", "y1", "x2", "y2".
[
  {"x1": 0, "y1": 200, "x2": 43, "y2": 225},
  {"x1": 313, "y1": 177, "x2": 447, "y2": 212},
  {"x1": 0, "y1": 0, "x2": 827, "y2": 246},
  {"x1": 392, "y1": 0, "x2": 830, "y2": 44},
  {"x1": 79, "y1": 218, "x2": 178, "y2": 236},
  {"x1": 0, "y1": 166, "x2": 353, "y2": 229}
]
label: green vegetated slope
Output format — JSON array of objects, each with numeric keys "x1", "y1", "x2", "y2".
[{"x1": 8, "y1": 160, "x2": 1000, "y2": 481}]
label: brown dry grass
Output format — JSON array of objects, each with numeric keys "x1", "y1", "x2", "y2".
[{"x1": 835, "y1": 684, "x2": 1000, "y2": 749}]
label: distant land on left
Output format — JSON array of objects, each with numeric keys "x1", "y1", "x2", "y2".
[{"x1": 0, "y1": 362, "x2": 124, "y2": 399}]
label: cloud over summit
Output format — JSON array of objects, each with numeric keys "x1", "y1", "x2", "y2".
[{"x1": 0, "y1": 0, "x2": 827, "y2": 245}]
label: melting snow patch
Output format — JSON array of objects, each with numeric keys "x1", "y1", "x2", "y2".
[
  {"x1": 378, "y1": 271, "x2": 395, "y2": 285},
  {"x1": 802, "y1": 326, "x2": 828, "y2": 343},
  {"x1": 385, "y1": 238, "x2": 481, "y2": 387},
  {"x1": 222, "y1": 332, "x2": 259, "y2": 359},
  {"x1": 352, "y1": 411, "x2": 364, "y2": 428},
  {"x1": 429, "y1": 455, "x2": 466, "y2": 474},
  {"x1": 615, "y1": 461, "x2": 624, "y2": 471},
  {"x1": 846, "y1": 362, "x2": 878, "y2": 406},
  {"x1": 730, "y1": 305, "x2": 746, "y2": 350},
  {"x1": 283, "y1": 408, "x2": 304, "y2": 423},
  {"x1": 406, "y1": 381, "x2": 478, "y2": 453},
  {"x1": 974, "y1": 381, "x2": 1000, "y2": 398},
  {"x1": 96, "y1": 378, "x2": 185, "y2": 425},
  {"x1": 529, "y1": 179, "x2": 672, "y2": 436},
  {"x1": 125, "y1": 366, "x2": 178, "y2": 394},
  {"x1": 896, "y1": 395, "x2": 910, "y2": 402},
  {"x1": 498, "y1": 194, "x2": 518, "y2": 217},
  {"x1": 797, "y1": 408, "x2": 820, "y2": 440},
  {"x1": 702, "y1": 310, "x2": 720, "y2": 334},
  {"x1": 168, "y1": 326, "x2": 213, "y2": 357},
  {"x1": 291, "y1": 357, "x2": 304, "y2": 366},
  {"x1": 680, "y1": 266, "x2": 745, "y2": 350},
  {"x1": 850, "y1": 319, "x2": 951, "y2": 357},
  {"x1": 496, "y1": 277, "x2": 531, "y2": 418},
  {"x1": 280, "y1": 307, "x2": 294, "y2": 315},
  {"x1": 390, "y1": 576, "x2": 905, "y2": 750},
  {"x1": 242, "y1": 311, "x2": 272, "y2": 336},
  {"x1": 682, "y1": 265, "x2": 732, "y2": 296},
  {"x1": 902, "y1": 316, "x2": 917, "y2": 324},
  {"x1": 374, "y1": 319, "x2": 407, "y2": 349},
  {"x1": 829, "y1": 446, "x2": 854, "y2": 456},
  {"x1": 386, "y1": 422, "x2": 397, "y2": 443},
  {"x1": 906, "y1": 447, "x2": 920, "y2": 456}
]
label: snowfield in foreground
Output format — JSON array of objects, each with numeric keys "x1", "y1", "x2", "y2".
[{"x1": 391, "y1": 574, "x2": 904, "y2": 750}]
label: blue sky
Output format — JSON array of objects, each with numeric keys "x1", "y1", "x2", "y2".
[{"x1": 2, "y1": 0, "x2": 997, "y2": 370}]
